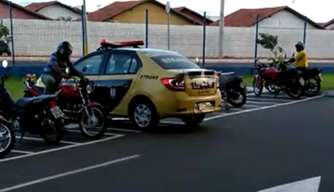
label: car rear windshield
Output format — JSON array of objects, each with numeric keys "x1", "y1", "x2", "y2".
[{"x1": 150, "y1": 55, "x2": 200, "y2": 69}]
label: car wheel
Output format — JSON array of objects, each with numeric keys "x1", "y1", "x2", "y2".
[
  {"x1": 181, "y1": 114, "x2": 205, "y2": 128},
  {"x1": 130, "y1": 99, "x2": 159, "y2": 131}
]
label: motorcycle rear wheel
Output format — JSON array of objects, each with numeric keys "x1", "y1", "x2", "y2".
[
  {"x1": 227, "y1": 86, "x2": 247, "y2": 107},
  {"x1": 286, "y1": 80, "x2": 303, "y2": 99},
  {"x1": 40, "y1": 118, "x2": 64, "y2": 145},
  {"x1": 303, "y1": 77, "x2": 321, "y2": 97},
  {"x1": 78, "y1": 106, "x2": 107, "y2": 140}
]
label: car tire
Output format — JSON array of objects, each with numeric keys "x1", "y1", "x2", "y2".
[
  {"x1": 129, "y1": 99, "x2": 159, "y2": 131},
  {"x1": 181, "y1": 114, "x2": 205, "y2": 128}
]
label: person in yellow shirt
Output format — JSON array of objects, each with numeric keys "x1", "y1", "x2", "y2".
[{"x1": 288, "y1": 41, "x2": 308, "y2": 69}]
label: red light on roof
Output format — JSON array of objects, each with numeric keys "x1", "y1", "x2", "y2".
[{"x1": 100, "y1": 39, "x2": 144, "y2": 47}]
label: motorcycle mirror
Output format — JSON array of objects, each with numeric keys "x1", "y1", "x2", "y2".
[
  {"x1": 82, "y1": 66, "x2": 87, "y2": 72},
  {"x1": 2, "y1": 60, "x2": 8, "y2": 68}
]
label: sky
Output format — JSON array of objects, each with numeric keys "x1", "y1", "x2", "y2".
[{"x1": 12, "y1": 0, "x2": 334, "y2": 22}]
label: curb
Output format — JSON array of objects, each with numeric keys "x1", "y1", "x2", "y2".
[{"x1": 325, "y1": 91, "x2": 334, "y2": 97}]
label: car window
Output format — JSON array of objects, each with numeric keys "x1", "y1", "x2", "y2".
[
  {"x1": 74, "y1": 53, "x2": 104, "y2": 75},
  {"x1": 106, "y1": 54, "x2": 139, "y2": 75},
  {"x1": 150, "y1": 54, "x2": 200, "y2": 69}
]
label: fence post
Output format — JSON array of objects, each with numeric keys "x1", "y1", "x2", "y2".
[
  {"x1": 145, "y1": 9, "x2": 148, "y2": 48},
  {"x1": 303, "y1": 17, "x2": 307, "y2": 46},
  {"x1": 202, "y1": 12, "x2": 206, "y2": 67},
  {"x1": 253, "y1": 15, "x2": 259, "y2": 67},
  {"x1": 82, "y1": 1, "x2": 88, "y2": 55},
  {"x1": 9, "y1": 1, "x2": 15, "y2": 67},
  {"x1": 81, "y1": 5, "x2": 85, "y2": 56}
]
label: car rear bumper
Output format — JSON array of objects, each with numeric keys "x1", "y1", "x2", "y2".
[{"x1": 156, "y1": 91, "x2": 222, "y2": 117}]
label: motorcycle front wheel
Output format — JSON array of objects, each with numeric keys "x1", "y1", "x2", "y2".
[
  {"x1": 78, "y1": 106, "x2": 107, "y2": 140},
  {"x1": 252, "y1": 76, "x2": 263, "y2": 96},
  {"x1": 227, "y1": 86, "x2": 247, "y2": 107},
  {"x1": 0, "y1": 123, "x2": 15, "y2": 158}
]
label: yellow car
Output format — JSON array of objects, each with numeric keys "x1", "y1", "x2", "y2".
[{"x1": 71, "y1": 40, "x2": 221, "y2": 129}]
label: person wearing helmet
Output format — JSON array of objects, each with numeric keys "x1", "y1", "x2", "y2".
[
  {"x1": 41, "y1": 41, "x2": 84, "y2": 94},
  {"x1": 288, "y1": 41, "x2": 308, "y2": 69}
]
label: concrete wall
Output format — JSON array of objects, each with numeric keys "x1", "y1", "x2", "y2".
[
  {"x1": 2, "y1": 19, "x2": 334, "y2": 58},
  {"x1": 37, "y1": 5, "x2": 81, "y2": 20}
]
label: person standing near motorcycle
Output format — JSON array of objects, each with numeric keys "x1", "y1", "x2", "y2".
[
  {"x1": 287, "y1": 41, "x2": 308, "y2": 70},
  {"x1": 41, "y1": 41, "x2": 84, "y2": 94}
]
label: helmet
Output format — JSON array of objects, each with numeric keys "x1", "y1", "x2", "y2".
[
  {"x1": 57, "y1": 41, "x2": 73, "y2": 57},
  {"x1": 295, "y1": 41, "x2": 304, "y2": 49}
]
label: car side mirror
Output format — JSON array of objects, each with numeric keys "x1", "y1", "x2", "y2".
[{"x1": 82, "y1": 66, "x2": 87, "y2": 72}]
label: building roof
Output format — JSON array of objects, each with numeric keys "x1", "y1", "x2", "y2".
[
  {"x1": 87, "y1": 0, "x2": 201, "y2": 24},
  {"x1": 25, "y1": 1, "x2": 81, "y2": 14},
  {"x1": 211, "y1": 6, "x2": 323, "y2": 29},
  {"x1": 173, "y1": 6, "x2": 213, "y2": 25},
  {"x1": 322, "y1": 19, "x2": 334, "y2": 28},
  {"x1": 0, "y1": 0, "x2": 50, "y2": 19}
]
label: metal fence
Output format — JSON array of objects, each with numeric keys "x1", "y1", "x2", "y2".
[{"x1": 1, "y1": 3, "x2": 333, "y2": 65}]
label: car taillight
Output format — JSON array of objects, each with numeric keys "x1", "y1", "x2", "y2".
[{"x1": 161, "y1": 77, "x2": 185, "y2": 91}]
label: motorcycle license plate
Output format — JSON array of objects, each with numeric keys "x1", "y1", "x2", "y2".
[
  {"x1": 50, "y1": 105, "x2": 64, "y2": 119},
  {"x1": 299, "y1": 78, "x2": 305, "y2": 86}
]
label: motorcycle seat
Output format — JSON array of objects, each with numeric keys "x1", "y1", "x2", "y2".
[
  {"x1": 14, "y1": 95, "x2": 56, "y2": 109},
  {"x1": 29, "y1": 83, "x2": 44, "y2": 94}
]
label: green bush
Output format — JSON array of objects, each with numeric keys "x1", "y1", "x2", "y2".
[{"x1": 256, "y1": 33, "x2": 285, "y2": 65}]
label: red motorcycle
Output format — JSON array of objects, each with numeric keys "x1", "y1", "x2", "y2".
[
  {"x1": 252, "y1": 59, "x2": 304, "y2": 99},
  {"x1": 23, "y1": 77, "x2": 107, "y2": 139}
]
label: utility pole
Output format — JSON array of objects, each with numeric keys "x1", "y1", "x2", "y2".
[
  {"x1": 82, "y1": 0, "x2": 88, "y2": 55},
  {"x1": 218, "y1": 0, "x2": 225, "y2": 58}
]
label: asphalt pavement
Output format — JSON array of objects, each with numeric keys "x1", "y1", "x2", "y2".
[{"x1": 0, "y1": 92, "x2": 332, "y2": 192}]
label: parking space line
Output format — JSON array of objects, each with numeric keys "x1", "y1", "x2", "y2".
[
  {"x1": 243, "y1": 104, "x2": 262, "y2": 108},
  {"x1": 0, "y1": 154, "x2": 140, "y2": 192},
  {"x1": 107, "y1": 128, "x2": 142, "y2": 134},
  {"x1": 204, "y1": 95, "x2": 324, "y2": 122},
  {"x1": 248, "y1": 97, "x2": 292, "y2": 102},
  {"x1": 67, "y1": 129, "x2": 118, "y2": 136},
  {"x1": 11, "y1": 150, "x2": 34, "y2": 154},
  {"x1": 0, "y1": 134, "x2": 125, "y2": 163},
  {"x1": 246, "y1": 101, "x2": 277, "y2": 105},
  {"x1": 160, "y1": 120, "x2": 184, "y2": 125},
  {"x1": 15, "y1": 136, "x2": 79, "y2": 145}
]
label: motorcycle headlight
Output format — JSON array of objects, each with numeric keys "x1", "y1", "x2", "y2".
[{"x1": 86, "y1": 84, "x2": 93, "y2": 93}]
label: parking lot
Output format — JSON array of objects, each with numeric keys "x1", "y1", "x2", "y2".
[{"x1": 0, "y1": 90, "x2": 330, "y2": 192}]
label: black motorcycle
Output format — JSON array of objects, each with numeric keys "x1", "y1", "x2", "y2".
[
  {"x1": 0, "y1": 61, "x2": 65, "y2": 145},
  {"x1": 218, "y1": 72, "x2": 247, "y2": 108}
]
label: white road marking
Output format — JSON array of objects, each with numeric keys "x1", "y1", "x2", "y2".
[
  {"x1": 246, "y1": 101, "x2": 277, "y2": 105},
  {"x1": 0, "y1": 154, "x2": 140, "y2": 192},
  {"x1": 15, "y1": 136, "x2": 79, "y2": 145},
  {"x1": 0, "y1": 134, "x2": 124, "y2": 163},
  {"x1": 107, "y1": 128, "x2": 142, "y2": 134},
  {"x1": 243, "y1": 104, "x2": 262, "y2": 108},
  {"x1": 11, "y1": 150, "x2": 33, "y2": 154},
  {"x1": 258, "y1": 176, "x2": 321, "y2": 192},
  {"x1": 204, "y1": 95, "x2": 324, "y2": 121},
  {"x1": 248, "y1": 97, "x2": 293, "y2": 102},
  {"x1": 66, "y1": 129, "x2": 117, "y2": 136}
]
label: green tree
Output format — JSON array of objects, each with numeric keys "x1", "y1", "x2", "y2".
[{"x1": 256, "y1": 33, "x2": 285, "y2": 65}]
